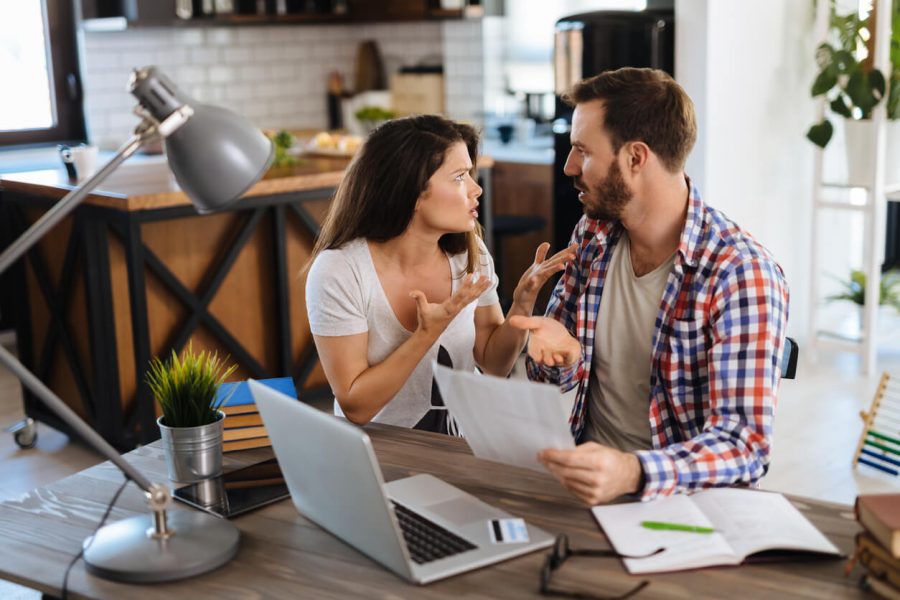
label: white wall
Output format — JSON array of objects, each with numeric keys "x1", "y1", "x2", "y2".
[
  {"x1": 79, "y1": 21, "x2": 485, "y2": 149},
  {"x1": 675, "y1": 0, "x2": 819, "y2": 342}
]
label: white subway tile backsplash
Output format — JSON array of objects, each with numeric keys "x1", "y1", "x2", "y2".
[
  {"x1": 251, "y1": 45, "x2": 280, "y2": 62},
  {"x1": 222, "y1": 47, "x2": 252, "y2": 63},
  {"x1": 224, "y1": 85, "x2": 258, "y2": 102},
  {"x1": 171, "y1": 29, "x2": 206, "y2": 46},
  {"x1": 205, "y1": 28, "x2": 235, "y2": 45},
  {"x1": 268, "y1": 64, "x2": 294, "y2": 80},
  {"x1": 239, "y1": 64, "x2": 269, "y2": 82},
  {"x1": 189, "y1": 47, "x2": 221, "y2": 65},
  {"x1": 82, "y1": 20, "x2": 486, "y2": 148},
  {"x1": 173, "y1": 65, "x2": 207, "y2": 85},
  {"x1": 207, "y1": 65, "x2": 233, "y2": 84}
]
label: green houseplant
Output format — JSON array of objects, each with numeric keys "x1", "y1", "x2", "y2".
[
  {"x1": 267, "y1": 130, "x2": 297, "y2": 168},
  {"x1": 807, "y1": 8, "x2": 887, "y2": 148},
  {"x1": 354, "y1": 105, "x2": 396, "y2": 135},
  {"x1": 147, "y1": 343, "x2": 237, "y2": 483},
  {"x1": 827, "y1": 269, "x2": 900, "y2": 310}
]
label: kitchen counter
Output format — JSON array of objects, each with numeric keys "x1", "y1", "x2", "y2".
[
  {"x1": 0, "y1": 152, "x2": 496, "y2": 211},
  {"x1": 0, "y1": 155, "x2": 350, "y2": 211}
]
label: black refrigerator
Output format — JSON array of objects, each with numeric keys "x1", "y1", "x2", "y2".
[{"x1": 552, "y1": 5, "x2": 674, "y2": 250}]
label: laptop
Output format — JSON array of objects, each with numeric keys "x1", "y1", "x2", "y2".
[{"x1": 248, "y1": 380, "x2": 555, "y2": 584}]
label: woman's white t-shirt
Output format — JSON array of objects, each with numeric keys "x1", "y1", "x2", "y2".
[{"x1": 305, "y1": 237, "x2": 499, "y2": 429}]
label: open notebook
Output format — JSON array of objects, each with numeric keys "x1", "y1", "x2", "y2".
[{"x1": 592, "y1": 488, "x2": 842, "y2": 574}]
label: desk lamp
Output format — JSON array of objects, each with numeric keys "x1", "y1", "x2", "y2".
[{"x1": 0, "y1": 66, "x2": 273, "y2": 582}]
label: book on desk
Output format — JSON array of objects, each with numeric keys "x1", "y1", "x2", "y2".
[
  {"x1": 591, "y1": 488, "x2": 841, "y2": 574},
  {"x1": 853, "y1": 493, "x2": 900, "y2": 597},
  {"x1": 217, "y1": 377, "x2": 297, "y2": 453}
]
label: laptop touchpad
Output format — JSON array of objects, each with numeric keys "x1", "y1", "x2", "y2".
[{"x1": 424, "y1": 497, "x2": 498, "y2": 527}]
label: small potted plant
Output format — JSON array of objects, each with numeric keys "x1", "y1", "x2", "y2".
[
  {"x1": 146, "y1": 342, "x2": 236, "y2": 483},
  {"x1": 827, "y1": 269, "x2": 900, "y2": 311},
  {"x1": 354, "y1": 105, "x2": 396, "y2": 135}
]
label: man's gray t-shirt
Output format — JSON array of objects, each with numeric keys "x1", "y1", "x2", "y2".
[
  {"x1": 306, "y1": 237, "x2": 499, "y2": 428},
  {"x1": 584, "y1": 233, "x2": 674, "y2": 452}
]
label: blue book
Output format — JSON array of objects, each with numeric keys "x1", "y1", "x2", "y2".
[{"x1": 216, "y1": 377, "x2": 297, "y2": 413}]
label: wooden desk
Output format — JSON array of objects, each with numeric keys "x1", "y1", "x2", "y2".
[{"x1": 0, "y1": 424, "x2": 866, "y2": 599}]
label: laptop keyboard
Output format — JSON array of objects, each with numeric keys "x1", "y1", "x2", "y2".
[{"x1": 391, "y1": 502, "x2": 477, "y2": 564}]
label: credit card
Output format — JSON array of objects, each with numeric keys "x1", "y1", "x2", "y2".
[{"x1": 488, "y1": 518, "x2": 529, "y2": 543}]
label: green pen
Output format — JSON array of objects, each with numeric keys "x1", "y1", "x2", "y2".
[{"x1": 640, "y1": 520, "x2": 715, "y2": 534}]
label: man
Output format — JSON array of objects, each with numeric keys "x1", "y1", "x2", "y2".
[{"x1": 509, "y1": 68, "x2": 789, "y2": 504}]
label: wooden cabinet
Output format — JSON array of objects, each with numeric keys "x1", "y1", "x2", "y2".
[{"x1": 490, "y1": 161, "x2": 554, "y2": 311}]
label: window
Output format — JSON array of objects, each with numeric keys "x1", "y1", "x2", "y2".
[{"x1": 0, "y1": 0, "x2": 85, "y2": 147}]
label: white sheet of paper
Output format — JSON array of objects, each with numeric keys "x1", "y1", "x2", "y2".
[{"x1": 433, "y1": 363, "x2": 575, "y2": 471}]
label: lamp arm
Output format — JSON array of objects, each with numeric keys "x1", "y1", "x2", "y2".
[
  {"x1": 0, "y1": 124, "x2": 162, "y2": 494},
  {"x1": 0, "y1": 343, "x2": 155, "y2": 493},
  {"x1": 0, "y1": 131, "x2": 149, "y2": 276}
]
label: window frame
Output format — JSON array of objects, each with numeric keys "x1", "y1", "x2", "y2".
[{"x1": 0, "y1": 0, "x2": 86, "y2": 148}]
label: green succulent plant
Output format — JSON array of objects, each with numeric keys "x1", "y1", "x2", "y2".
[
  {"x1": 146, "y1": 342, "x2": 237, "y2": 428},
  {"x1": 827, "y1": 269, "x2": 900, "y2": 310}
]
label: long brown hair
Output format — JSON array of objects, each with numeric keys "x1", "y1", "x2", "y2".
[
  {"x1": 309, "y1": 114, "x2": 483, "y2": 273},
  {"x1": 563, "y1": 67, "x2": 696, "y2": 173}
]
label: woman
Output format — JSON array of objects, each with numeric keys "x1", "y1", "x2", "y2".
[{"x1": 306, "y1": 115, "x2": 574, "y2": 433}]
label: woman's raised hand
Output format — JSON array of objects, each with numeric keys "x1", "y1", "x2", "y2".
[
  {"x1": 410, "y1": 272, "x2": 492, "y2": 339},
  {"x1": 511, "y1": 242, "x2": 577, "y2": 315}
]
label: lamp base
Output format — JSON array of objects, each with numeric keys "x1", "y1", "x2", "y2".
[{"x1": 83, "y1": 507, "x2": 240, "y2": 583}]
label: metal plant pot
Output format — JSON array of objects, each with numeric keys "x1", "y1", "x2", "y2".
[{"x1": 157, "y1": 412, "x2": 225, "y2": 483}]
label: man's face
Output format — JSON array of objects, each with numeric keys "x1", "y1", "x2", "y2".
[{"x1": 563, "y1": 101, "x2": 633, "y2": 221}]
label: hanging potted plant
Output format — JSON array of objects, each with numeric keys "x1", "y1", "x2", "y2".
[
  {"x1": 146, "y1": 343, "x2": 237, "y2": 483},
  {"x1": 807, "y1": 6, "x2": 887, "y2": 186}
]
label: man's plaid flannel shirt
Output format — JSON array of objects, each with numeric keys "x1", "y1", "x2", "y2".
[{"x1": 527, "y1": 181, "x2": 789, "y2": 501}]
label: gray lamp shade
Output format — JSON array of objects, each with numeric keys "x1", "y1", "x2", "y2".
[
  {"x1": 129, "y1": 66, "x2": 274, "y2": 214},
  {"x1": 165, "y1": 104, "x2": 274, "y2": 213}
]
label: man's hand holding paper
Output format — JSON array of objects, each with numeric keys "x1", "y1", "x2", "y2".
[{"x1": 538, "y1": 443, "x2": 643, "y2": 505}]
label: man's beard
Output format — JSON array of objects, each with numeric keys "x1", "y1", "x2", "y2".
[{"x1": 577, "y1": 161, "x2": 632, "y2": 221}]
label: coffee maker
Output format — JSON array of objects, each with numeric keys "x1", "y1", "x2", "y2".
[{"x1": 552, "y1": 4, "x2": 674, "y2": 250}]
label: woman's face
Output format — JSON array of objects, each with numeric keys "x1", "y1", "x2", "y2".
[{"x1": 413, "y1": 141, "x2": 482, "y2": 235}]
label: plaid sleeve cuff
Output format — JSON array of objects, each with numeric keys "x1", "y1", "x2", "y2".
[
  {"x1": 525, "y1": 353, "x2": 582, "y2": 392},
  {"x1": 634, "y1": 450, "x2": 679, "y2": 501}
]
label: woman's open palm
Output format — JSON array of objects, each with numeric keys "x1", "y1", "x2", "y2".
[
  {"x1": 511, "y1": 243, "x2": 577, "y2": 314},
  {"x1": 410, "y1": 273, "x2": 492, "y2": 337}
]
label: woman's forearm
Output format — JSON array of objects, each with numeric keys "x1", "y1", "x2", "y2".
[
  {"x1": 338, "y1": 329, "x2": 438, "y2": 425},
  {"x1": 478, "y1": 302, "x2": 531, "y2": 377}
]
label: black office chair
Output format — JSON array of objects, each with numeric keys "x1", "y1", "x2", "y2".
[{"x1": 781, "y1": 336, "x2": 798, "y2": 379}]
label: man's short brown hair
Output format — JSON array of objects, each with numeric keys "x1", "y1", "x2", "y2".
[{"x1": 563, "y1": 67, "x2": 697, "y2": 172}]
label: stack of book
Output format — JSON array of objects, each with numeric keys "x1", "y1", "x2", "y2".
[
  {"x1": 217, "y1": 377, "x2": 298, "y2": 453},
  {"x1": 853, "y1": 493, "x2": 900, "y2": 599}
]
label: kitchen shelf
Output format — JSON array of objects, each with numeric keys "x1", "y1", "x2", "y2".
[{"x1": 81, "y1": 0, "x2": 490, "y2": 29}]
